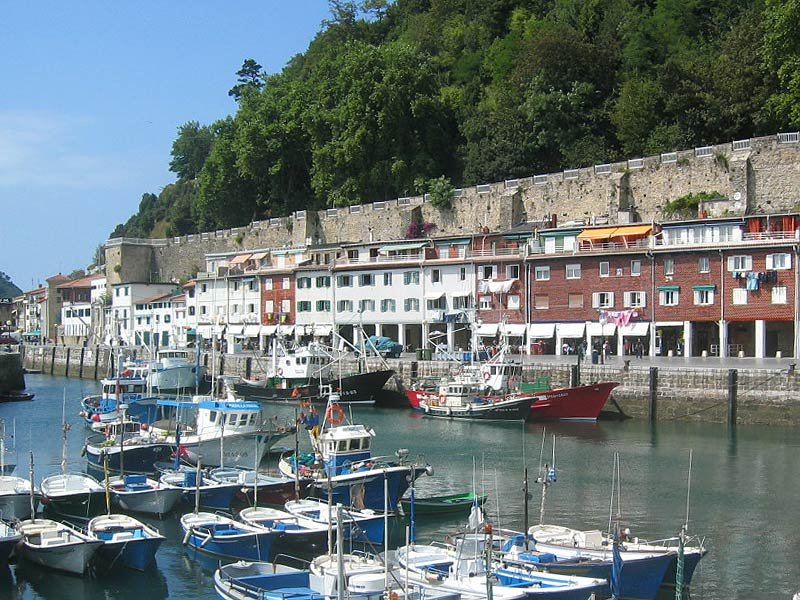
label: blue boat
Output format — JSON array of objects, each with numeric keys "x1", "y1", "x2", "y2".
[
  {"x1": 84, "y1": 425, "x2": 175, "y2": 474},
  {"x1": 277, "y1": 394, "x2": 432, "y2": 511},
  {"x1": 159, "y1": 467, "x2": 240, "y2": 511},
  {"x1": 79, "y1": 367, "x2": 161, "y2": 426},
  {"x1": 180, "y1": 511, "x2": 277, "y2": 561},
  {"x1": 284, "y1": 497, "x2": 386, "y2": 544},
  {"x1": 88, "y1": 513, "x2": 165, "y2": 571}
]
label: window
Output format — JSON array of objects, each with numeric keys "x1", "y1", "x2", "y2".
[
  {"x1": 566, "y1": 264, "x2": 581, "y2": 279},
  {"x1": 359, "y1": 274, "x2": 374, "y2": 287},
  {"x1": 568, "y1": 293, "x2": 584, "y2": 308},
  {"x1": 767, "y1": 253, "x2": 791, "y2": 270},
  {"x1": 403, "y1": 298, "x2": 419, "y2": 312},
  {"x1": 427, "y1": 296, "x2": 445, "y2": 310},
  {"x1": 698, "y1": 256, "x2": 710, "y2": 273},
  {"x1": 248, "y1": 280, "x2": 256, "y2": 291},
  {"x1": 316, "y1": 276, "x2": 331, "y2": 288},
  {"x1": 659, "y1": 290, "x2": 679, "y2": 306},
  {"x1": 403, "y1": 271, "x2": 420, "y2": 285},
  {"x1": 297, "y1": 277, "x2": 312, "y2": 289},
  {"x1": 535, "y1": 266, "x2": 550, "y2": 281},
  {"x1": 506, "y1": 265, "x2": 520, "y2": 279},
  {"x1": 459, "y1": 267, "x2": 467, "y2": 281},
  {"x1": 599, "y1": 262, "x2": 610, "y2": 277},
  {"x1": 316, "y1": 300, "x2": 331, "y2": 312},
  {"x1": 664, "y1": 258, "x2": 675, "y2": 275},
  {"x1": 453, "y1": 295, "x2": 472, "y2": 310},
  {"x1": 297, "y1": 301, "x2": 312, "y2": 312},
  {"x1": 231, "y1": 304, "x2": 239, "y2": 314},
  {"x1": 359, "y1": 299, "x2": 375, "y2": 312},
  {"x1": 337, "y1": 300, "x2": 353, "y2": 312},
  {"x1": 337, "y1": 275, "x2": 352, "y2": 287},
  {"x1": 479, "y1": 295, "x2": 492, "y2": 310},
  {"x1": 624, "y1": 291, "x2": 646, "y2": 308},
  {"x1": 347, "y1": 249, "x2": 358, "y2": 260},
  {"x1": 383, "y1": 273, "x2": 392, "y2": 286},
  {"x1": 232, "y1": 281, "x2": 240, "y2": 292},
  {"x1": 630, "y1": 260, "x2": 641, "y2": 276},
  {"x1": 772, "y1": 286, "x2": 787, "y2": 304},
  {"x1": 380, "y1": 299, "x2": 396, "y2": 312},
  {"x1": 200, "y1": 305, "x2": 207, "y2": 315},
  {"x1": 431, "y1": 269, "x2": 441, "y2": 283},
  {"x1": 694, "y1": 289, "x2": 714, "y2": 305},
  {"x1": 247, "y1": 303, "x2": 255, "y2": 313},
  {"x1": 282, "y1": 277, "x2": 290, "y2": 290},
  {"x1": 281, "y1": 299, "x2": 291, "y2": 313},
  {"x1": 200, "y1": 283, "x2": 207, "y2": 293},
  {"x1": 481, "y1": 265, "x2": 496, "y2": 279},
  {"x1": 534, "y1": 294, "x2": 549, "y2": 309},
  {"x1": 188, "y1": 306, "x2": 195, "y2": 316},
  {"x1": 507, "y1": 295, "x2": 520, "y2": 309},
  {"x1": 732, "y1": 288, "x2": 748, "y2": 305},
  {"x1": 264, "y1": 300, "x2": 274, "y2": 313},
  {"x1": 264, "y1": 278, "x2": 272, "y2": 291},
  {"x1": 592, "y1": 292, "x2": 614, "y2": 308},
  {"x1": 727, "y1": 255, "x2": 752, "y2": 271}
]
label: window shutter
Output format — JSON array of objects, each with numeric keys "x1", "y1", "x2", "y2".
[
  {"x1": 592, "y1": 293, "x2": 600, "y2": 308},
  {"x1": 727, "y1": 256, "x2": 735, "y2": 270},
  {"x1": 608, "y1": 292, "x2": 615, "y2": 307},
  {"x1": 766, "y1": 254, "x2": 774, "y2": 270},
  {"x1": 640, "y1": 292, "x2": 647, "y2": 308},
  {"x1": 624, "y1": 292, "x2": 631, "y2": 307}
]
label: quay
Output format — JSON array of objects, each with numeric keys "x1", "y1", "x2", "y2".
[{"x1": 16, "y1": 344, "x2": 800, "y2": 426}]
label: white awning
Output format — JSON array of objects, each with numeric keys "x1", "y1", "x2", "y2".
[
  {"x1": 262, "y1": 325, "x2": 277, "y2": 335},
  {"x1": 529, "y1": 323, "x2": 556, "y2": 338},
  {"x1": 243, "y1": 325, "x2": 262, "y2": 336},
  {"x1": 450, "y1": 290, "x2": 473, "y2": 298},
  {"x1": 587, "y1": 322, "x2": 616, "y2": 336},
  {"x1": 425, "y1": 292, "x2": 445, "y2": 300},
  {"x1": 226, "y1": 325, "x2": 244, "y2": 335},
  {"x1": 378, "y1": 241, "x2": 426, "y2": 254},
  {"x1": 501, "y1": 324, "x2": 527, "y2": 337},
  {"x1": 556, "y1": 323, "x2": 586, "y2": 338},
  {"x1": 619, "y1": 322, "x2": 650, "y2": 336},
  {"x1": 476, "y1": 323, "x2": 499, "y2": 337},
  {"x1": 196, "y1": 325, "x2": 212, "y2": 337},
  {"x1": 277, "y1": 325, "x2": 295, "y2": 335}
]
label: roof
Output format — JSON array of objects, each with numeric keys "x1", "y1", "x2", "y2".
[
  {"x1": 46, "y1": 274, "x2": 70, "y2": 284},
  {"x1": 137, "y1": 292, "x2": 174, "y2": 305},
  {"x1": 56, "y1": 274, "x2": 104, "y2": 289}
]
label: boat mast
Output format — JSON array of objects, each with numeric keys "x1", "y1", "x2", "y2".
[
  {"x1": 60, "y1": 389, "x2": 68, "y2": 474},
  {"x1": 293, "y1": 408, "x2": 300, "y2": 501},
  {"x1": 28, "y1": 452, "x2": 35, "y2": 523},
  {"x1": 103, "y1": 451, "x2": 111, "y2": 515}
]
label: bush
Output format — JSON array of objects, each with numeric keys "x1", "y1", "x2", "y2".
[{"x1": 663, "y1": 191, "x2": 724, "y2": 219}]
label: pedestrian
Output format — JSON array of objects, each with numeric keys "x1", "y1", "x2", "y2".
[
  {"x1": 635, "y1": 340, "x2": 644, "y2": 359},
  {"x1": 602, "y1": 340, "x2": 610, "y2": 361}
]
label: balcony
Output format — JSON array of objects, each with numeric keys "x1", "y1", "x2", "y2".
[{"x1": 656, "y1": 230, "x2": 798, "y2": 249}]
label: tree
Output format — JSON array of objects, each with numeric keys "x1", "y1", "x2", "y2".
[
  {"x1": 762, "y1": 0, "x2": 800, "y2": 127},
  {"x1": 228, "y1": 59, "x2": 266, "y2": 101},
  {"x1": 169, "y1": 121, "x2": 215, "y2": 181}
]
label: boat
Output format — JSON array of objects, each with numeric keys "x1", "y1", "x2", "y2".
[
  {"x1": 87, "y1": 513, "x2": 165, "y2": 571},
  {"x1": 209, "y1": 465, "x2": 308, "y2": 507},
  {"x1": 232, "y1": 340, "x2": 394, "y2": 406},
  {"x1": 278, "y1": 394, "x2": 432, "y2": 511},
  {"x1": 16, "y1": 518, "x2": 103, "y2": 575},
  {"x1": 0, "y1": 474, "x2": 39, "y2": 520},
  {"x1": 145, "y1": 347, "x2": 205, "y2": 393},
  {"x1": 399, "y1": 492, "x2": 488, "y2": 516},
  {"x1": 237, "y1": 505, "x2": 329, "y2": 554},
  {"x1": 415, "y1": 382, "x2": 532, "y2": 421},
  {"x1": 84, "y1": 420, "x2": 175, "y2": 473},
  {"x1": 159, "y1": 466, "x2": 241, "y2": 511},
  {"x1": 284, "y1": 497, "x2": 385, "y2": 544},
  {"x1": 180, "y1": 510, "x2": 278, "y2": 561},
  {"x1": 40, "y1": 472, "x2": 107, "y2": 518},
  {"x1": 0, "y1": 390, "x2": 34, "y2": 402},
  {"x1": 0, "y1": 521, "x2": 22, "y2": 562},
  {"x1": 108, "y1": 473, "x2": 183, "y2": 517},
  {"x1": 520, "y1": 381, "x2": 620, "y2": 421}
]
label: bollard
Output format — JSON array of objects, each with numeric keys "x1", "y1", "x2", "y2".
[
  {"x1": 649, "y1": 366, "x2": 658, "y2": 422},
  {"x1": 411, "y1": 361, "x2": 418, "y2": 381},
  {"x1": 50, "y1": 346, "x2": 56, "y2": 375},
  {"x1": 776, "y1": 351, "x2": 782, "y2": 358},
  {"x1": 78, "y1": 347, "x2": 85, "y2": 378},
  {"x1": 64, "y1": 348, "x2": 71, "y2": 377},
  {"x1": 728, "y1": 369, "x2": 738, "y2": 426}
]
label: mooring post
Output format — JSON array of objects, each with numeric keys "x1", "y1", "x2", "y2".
[
  {"x1": 94, "y1": 346, "x2": 100, "y2": 380},
  {"x1": 411, "y1": 361, "x2": 418, "y2": 381},
  {"x1": 78, "y1": 347, "x2": 85, "y2": 378},
  {"x1": 64, "y1": 348, "x2": 71, "y2": 377},
  {"x1": 49, "y1": 346, "x2": 56, "y2": 375},
  {"x1": 649, "y1": 366, "x2": 658, "y2": 422},
  {"x1": 570, "y1": 364, "x2": 579, "y2": 388},
  {"x1": 728, "y1": 368, "x2": 738, "y2": 426},
  {"x1": 245, "y1": 357, "x2": 252, "y2": 380}
]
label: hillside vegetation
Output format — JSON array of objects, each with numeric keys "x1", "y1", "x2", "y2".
[{"x1": 111, "y1": 0, "x2": 799, "y2": 239}]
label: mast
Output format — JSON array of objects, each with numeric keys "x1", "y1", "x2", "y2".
[
  {"x1": 60, "y1": 389, "x2": 68, "y2": 474},
  {"x1": 293, "y1": 408, "x2": 300, "y2": 501},
  {"x1": 103, "y1": 451, "x2": 111, "y2": 515},
  {"x1": 28, "y1": 452, "x2": 35, "y2": 523}
]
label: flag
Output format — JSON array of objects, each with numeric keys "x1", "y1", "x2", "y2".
[{"x1": 610, "y1": 535, "x2": 623, "y2": 600}]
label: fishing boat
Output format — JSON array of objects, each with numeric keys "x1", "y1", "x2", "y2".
[
  {"x1": 237, "y1": 505, "x2": 329, "y2": 554},
  {"x1": 84, "y1": 421, "x2": 175, "y2": 474},
  {"x1": 0, "y1": 474, "x2": 38, "y2": 520},
  {"x1": 87, "y1": 513, "x2": 166, "y2": 571},
  {"x1": 0, "y1": 521, "x2": 22, "y2": 562},
  {"x1": 159, "y1": 467, "x2": 241, "y2": 511},
  {"x1": 520, "y1": 381, "x2": 620, "y2": 421},
  {"x1": 145, "y1": 347, "x2": 205, "y2": 393},
  {"x1": 180, "y1": 510, "x2": 278, "y2": 561},
  {"x1": 16, "y1": 518, "x2": 103, "y2": 575},
  {"x1": 284, "y1": 497, "x2": 385, "y2": 544},
  {"x1": 79, "y1": 363, "x2": 161, "y2": 426},
  {"x1": 278, "y1": 393, "x2": 431, "y2": 511},
  {"x1": 209, "y1": 465, "x2": 308, "y2": 507},
  {"x1": 108, "y1": 473, "x2": 183, "y2": 517},
  {"x1": 232, "y1": 339, "x2": 394, "y2": 406},
  {"x1": 40, "y1": 472, "x2": 107, "y2": 518},
  {"x1": 415, "y1": 382, "x2": 532, "y2": 421},
  {"x1": 399, "y1": 492, "x2": 487, "y2": 516}
]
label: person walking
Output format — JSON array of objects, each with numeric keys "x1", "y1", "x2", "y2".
[{"x1": 635, "y1": 340, "x2": 644, "y2": 359}]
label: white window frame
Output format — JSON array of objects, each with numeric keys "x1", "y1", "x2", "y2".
[
  {"x1": 630, "y1": 260, "x2": 641, "y2": 276},
  {"x1": 732, "y1": 288, "x2": 748, "y2": 305},
  {"x1": 772, "y1": 285, "x2": 788, "y2": 304},
  {"x1": 599, "y1": 262, "x2": 610, "y2": 277},
  {"x1": 766, "y1": 253, "x2": 791, "y2": 270},
  {"x1": 566, "y1": 263, "x2": 581, "y2": 279},
  {"x1": 506, "y1": 265, "x2": 520, "y2": 279},
  {"x1": 659, "y1": 290, "x2": 679, "y2": 306},
  {"x1": 403, "y1": 271, "x2": 420, "y2": 285},
  {"x1": 359, "y1": 274, "x2": 375, "y2": 287},
  {"x1": 664, "y1": 258, "x2": 675, "y2": 275},
  {"x1": 380, "y1": 299, "x2": 396, "y2": 312},
  {"x1": 727, "y1": 255, "x2": 752, "y2": 271},
  {"x1": 263, "y1": 279, "x2": 272, "y2": 291},
  {"x1": 694, "y1": 289, "x2": 714, "y2": 305},
  {"x1": 534, "y1": 265, "x2": 550, "y2": 281},
  {"x1": 624, "y1": 291, "x2": 646, "y2": 308},
  {"x1": 282, "y1": 277, "x2": 290, "y2": 290},
  {"x1": 337, "y1": 275, "x2": 352, "y2": 287},
  {"x1": 481, "y1": 265, "x2": 496, "y2": 280},
  {"x1": 479, "y1": 295, "x2": 492, "y2": 310},
  {"x1": 592, "y1": 292, "x2": 614, "y2": 308},
  {"x1": 403, "y1": 298, "x2": 419, "y2": 312},
  {"x1": 359, "y1": 299, "x2": 376, "y2": 312},
  {"x1": 316, "y1": 300, "x2": 331, "y2": 312},
  {"x1": 507, "y1": 294, "x2": 520, "y2": 309},
  {"x1": 698, "y1": 256, "x2": 710, "y2": 273},
  {"x1": 459, "y1": 267, "x2": 467, "y2": 281},
  {"x1": 383, "y1": 273, "x2": 392, "y2": 286},
  {"x1": 337, "y1": 299, "x2": 353, "y2": 312},
  {"x1": 568, "y1": 293, "x2": 584, "y2": 308}
]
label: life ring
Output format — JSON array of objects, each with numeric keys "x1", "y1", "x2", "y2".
[
  {"x1": 277, "y1": 368, "x2": 284, "y2": 377},
  {"x1": 483, "y1": 371, "x2": 490, "y2": 382},
  {"x1": 291, "y1": 387, "x2": 300, "y2": 398},
  {"x1": 325, "y1": 403, "x2": 345, "y2": 425}
]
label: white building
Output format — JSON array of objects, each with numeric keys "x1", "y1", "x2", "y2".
[{"x1": 109, "y1": 282, "x2": 178, "y2": 346}]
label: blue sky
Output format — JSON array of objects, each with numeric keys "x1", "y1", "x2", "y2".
[{"x1": 1, "y1": 1, "x2": 332, "y2": 291}]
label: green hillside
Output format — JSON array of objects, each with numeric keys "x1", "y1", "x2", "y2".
[
  {"x1": 0, "y1": 272, "x2": 22, "y2": 299},
  {"x1": 112, "y1": 0, "x2": 798, "y2": 239}
]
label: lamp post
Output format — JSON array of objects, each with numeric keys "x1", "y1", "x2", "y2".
[{"x1": 599, "y1": 312, "x2": 607, "y2": 365}]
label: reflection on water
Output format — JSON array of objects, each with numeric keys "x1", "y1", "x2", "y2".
[{"x1": 0, "y1": 374, "x2": 798, "y2": 599}]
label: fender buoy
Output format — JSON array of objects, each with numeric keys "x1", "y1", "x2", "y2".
[
  {"x1": 291, "y1": 387, "x2": 300, "y2": 398},
  {"x1": 325, "y1": 403, "x2": 345, "y2": 425}
]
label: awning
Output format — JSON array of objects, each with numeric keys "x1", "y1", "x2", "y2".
[
  {"x1": 196, "y1": 325, "x2": 212, "y2": 337},
  {"x1": 378, "y1": 242, "x2": 426, "y2": 254},
  {"x1": 529, "y1": 323, "x2": 556, "y2": 338},
  {"x1": 425, "y1": 292, "x2": 445, "y2": 300},
  {"x1": 501, "y1": 324, "x2": 527, "y2": 337},
  {"x1": 540, "y1": 229, "x2": 581, "y2": 238},
  {"x1": 556, "y1": 323, "x2": 586, "y2": 338},
  {"x1": 619, "y1": 322, "x2": 650, "y2": 336},
  {"x1": 311, "y1": 325, "x2": 333, "y2": 336},
  {"x1": 657, "y1": 285, "x2": 680, "y2": 292},
  {"x1": 262, "y1": 325, "x2": 277, "y2": 335},
  {"x1": 450, "y1": 290, "x2": 472, "y2": 298},
  {"x1": 23, "y1": 330, "x2": 41, "y2": 337},
  {"x1": 576, "y1": 227, "x2": 618, "y2": 241},
  {"x1": 226, "y1": 325, "x2": 244, "y2": 335},
  {"x1": 277, "y1": 325, "x2": 295, "y2": 335},
  {"x1": 185, "y1": 328, "x2": 197, "y2": 336},
  {"x1": 587, "y1": 322, "x2": 617, "y2": 336},
  {"x1": 476, "y1": 323, "x2": 499, "y2": 337},
  {"x1": 610, "y1": 224, "x2": 652, "y2": 238},
  {"x1": 249, "y1": 251, "x2": 269, "y2": 261},
  {"x1": 693, "y1": 284, "x2": 716, "y2": 291},
  {"x1": 229, "y1": 254, "x2": 252, "y2": 265},
  {"x1": 243, "y1": 325, "x2": 262, "y2": 336}
]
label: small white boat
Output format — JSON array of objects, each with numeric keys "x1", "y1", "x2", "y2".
[
  {"x1": 238, "y1": 506, "x2": 329, "y2": 554},
  {"x1": 181, "y1": 511, "x2": 277, "y2": 561},
  {"x1": 40, "y1": 472, "x2": 106, "y2": 518},
  {"x1": 88, "y1": 513, "x2": 165, "y2": 571},
  {"x1": 0, "y1": 474, "x2": 38, "y2": 520},
  {"x1": 284, "y1": 497, "x2": 385, "y2": 544},
  {"x1": 109, "y1": 474, "x2": 182, "y2": 517},
  {"x1": 16, "y1": 518, "x2": 103, "y2": 575}
]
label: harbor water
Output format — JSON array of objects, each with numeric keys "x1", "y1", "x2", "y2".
[{"x1": 1, "y1": 374, "x2": 798, "y2": 599}]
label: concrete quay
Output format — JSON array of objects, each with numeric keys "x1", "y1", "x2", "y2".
[{"x1": 19, "y1": 344, "x2": 800, "y2": 426}]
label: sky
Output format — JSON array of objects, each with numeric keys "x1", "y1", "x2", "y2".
[{"x1": 1, "y1": 1, "x2": 332, "y2": 291}]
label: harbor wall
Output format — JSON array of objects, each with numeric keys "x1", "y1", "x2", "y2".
[
  {"x1": 21, "y1": 345, "x2": 800, "y2": 426},
  {"x1": 0, "y1": 352, "x2": 25, "y2": 393}
]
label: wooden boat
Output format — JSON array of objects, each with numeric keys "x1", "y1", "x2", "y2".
[
  {"x1": 159, "y1": 467, "x2": 241, "y2": 511},
  {"x1": 400, "y1": 492, "x2": 487, "y2": 516},
  {"x1": 109, "y1": 474, "x2": 183, "y2": 517},
  {"x1": 84, "y1": 424, "x2": 175, "y2": 473},
  {"x1": 417, "y1": 386, "x2": 532, "y2": 421},
  {"x1": 284, "y1": 497, "x2": 385, "y2": 544},
  {"x1": 40, "y1": 472, "x2": 106, "y2": 518},
  {"x1": 238, "y1": 505, "x2": 329, "y2": 554},
  {"x1": 0, "y1": 391, "x2": 34, "y2": 402},
  {"x1": 16, "y1": 518, "x2": 103, "y2": 575},
  {"x1": 88, "y1": 513, "x2": 165, "y2": 571},
  {"x1": 208, "y1": 466, "x2": 305, "y2": 507},
  {"x1": 0, "y1": 475, "x2": 38, "y2": 520}
]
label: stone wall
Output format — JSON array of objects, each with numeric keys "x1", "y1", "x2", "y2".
[{"x1": 0, "y1": 352, "x2": 25, "y2": 392}]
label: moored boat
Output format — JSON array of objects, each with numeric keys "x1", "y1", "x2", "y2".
[
  {"x1": 0, "y1": 474, "x2": 39, "y2": 520},
  {"x1": 400, "y1": 492, "x2": 487, "y2": 516},
  {"x1": 522, "y1": 382, "x2": 620, "y2": 421},
  {"x1": 88, "y1": 513, "x2": 165, "y2": 571},
  {"x1": 208, "y1": 465, "x2": 306, "y2": 507},
  {"x1": 109, "y1": 474, "x2": 183, "y2": 517},
  {"x1": 237, "y1": 505, "x2": 329, "y2": 554},
  {"x1": 16, "y1": 518, "x2": 103, "y2": 575},
  {"x1": 181, "y1": 511, "x2": 277, "y2": 561},
  {"x1": 284, "y1": 497, "x2": 385, "y2": 544},
  {"x1": 159, "y1": 467, "x2": 241, "y2": 511},
  {"x1": 40, "y1": 472, "x2": 106, "y2": 519},
  {"x1": 0, "y1": 521, "x2": 22, "y2": 562}
]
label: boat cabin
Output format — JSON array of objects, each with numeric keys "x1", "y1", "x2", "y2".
[
  {"x1": 315, "y1": 424, "x2": 375, "y2": 476},
  {"x1": 271, "y1": 343, "x2": 334, "y2": 380}
]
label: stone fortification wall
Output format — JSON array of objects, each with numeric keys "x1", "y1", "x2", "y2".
[{"x1": 105, "y1": 133, "x2": 800, "y2": 284}]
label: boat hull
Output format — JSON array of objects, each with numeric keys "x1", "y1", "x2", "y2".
[
  {"x1": 96, "y1": 535, "x2": 163, "y2": 571},
  {"x1": 111, "y1": 486, "x2": 182, "y2": 517},
  {"x1": 181, "y1": 514, "x2": 276, "y2": 561},
  {"x1": 20, "y1": 539, "x2": 101, "y2": 575},
  {"x1": 418, "y1": 396, "x2": 531, "y2": 421},
  {"x1": 182, "y1": 430, "x2": 290, "y2": 469},
  {"x1": 85, "y1": 441, "x2": 175, "y2": 473},
  {"x1": 0, "y1": 493, "x2": 37, "y2": 521},
  {"x1": 148, "y1": 364, "x2": 205, "y2": 393},
  {"x1": 41, "y1": 491, "x2": 107, "y2": 519},
  {"x1": 527, "y1": 382, "x2": 619, "y2": 421},
  {"x1": 399, "y1": 492, "x2": 488, "y2": 516},
  {"x1": 234, "y1": 370, "x2": 394, "y2": 405}
]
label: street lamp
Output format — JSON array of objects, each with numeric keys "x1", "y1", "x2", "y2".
[{"x1": 598, "y1": 312, "x2": 607, "y2": 365}]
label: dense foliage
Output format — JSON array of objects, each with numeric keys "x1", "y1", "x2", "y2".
[
  {"x1": 0, "y1": 272, "x2": 22, "y2": 299},
  {"x1": 111, "y1": 0, "x2": 798, "y2": 238}
]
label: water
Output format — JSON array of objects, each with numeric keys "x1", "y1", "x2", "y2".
[{"x1": 1, "y1": 374, "x2": 798, "y2": 599}]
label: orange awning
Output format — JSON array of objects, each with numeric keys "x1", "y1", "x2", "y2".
[
  {"x1": 229, "y1": 254, "x2": 252, "y2": 265},
  {"x1": 249, "y1": 251, "x2": 269, "y2": 261},
  {"x1": 576, "y1": 227, "x2": 618, "y2": 241},
  {"x1": 610, "y1": 224, "x2": 652, "y2": 238}
]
